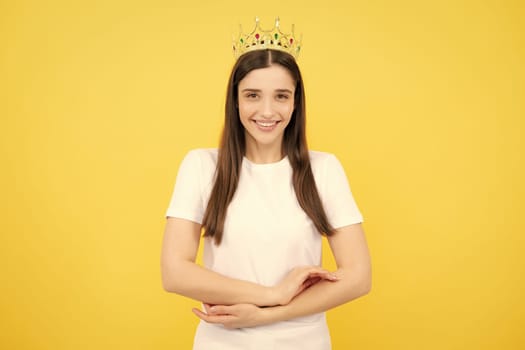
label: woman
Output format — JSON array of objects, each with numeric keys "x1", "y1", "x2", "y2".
[{"x1": 161, "y1": 25, "x2": 371, "y2": 349}]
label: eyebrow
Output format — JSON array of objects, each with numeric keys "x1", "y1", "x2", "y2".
[{"x1": 240, "y1": 88, "x2": 294, "y2": 94}]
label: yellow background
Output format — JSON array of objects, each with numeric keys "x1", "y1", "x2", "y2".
[{"x1": 1, "y1": 0, "x2": 523, "y2": 348}]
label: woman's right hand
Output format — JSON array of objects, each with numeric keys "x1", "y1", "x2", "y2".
[{"x1": 272, "y1": 266, "x2": 339, "y2": 306}]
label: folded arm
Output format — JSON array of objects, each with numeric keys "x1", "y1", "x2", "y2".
[
  {"x1": 193, "y1": 223, "x2": 371, "y2": 328},
  {"x1": 161, "y1": 217, "x2": 337, "y2": 307}
]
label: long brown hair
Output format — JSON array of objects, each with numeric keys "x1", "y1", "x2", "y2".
[{"x1": 202, "y1": 49, "x2": 334, "y2": 244}]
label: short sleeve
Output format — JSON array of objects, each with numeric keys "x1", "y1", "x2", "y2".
[
  {"x1": 165, "y1": 150, "x2": 206, "y2": 224},
  {"x1": 319, "y1": 154, "x2": 363, "y2": 229}
]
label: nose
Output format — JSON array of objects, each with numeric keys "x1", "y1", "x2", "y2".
[{"x1": 260, "y1": 96, "x2": 275, "y2": 119}]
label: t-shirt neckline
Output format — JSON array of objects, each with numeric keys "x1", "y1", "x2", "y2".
[{"x1": 242, "y1": 155, "x2": 289, "y2": 169}]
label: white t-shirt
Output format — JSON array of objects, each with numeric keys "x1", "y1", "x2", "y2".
[{"x1": 165, "y1": 148, "x2": 363, "y2": 350}]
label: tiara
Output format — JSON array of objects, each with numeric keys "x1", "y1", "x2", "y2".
[{"x1": 232, "y1": 17, "x2": 302, "y2": 59}]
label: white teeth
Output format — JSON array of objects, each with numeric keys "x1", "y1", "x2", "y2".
[{"x1": 255, "y1": 121, "x2": 277, "y2": 127}]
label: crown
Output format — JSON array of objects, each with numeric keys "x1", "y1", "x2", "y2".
[{"x1": 232, "y1": 17, "x2": 302, "y2": 59}]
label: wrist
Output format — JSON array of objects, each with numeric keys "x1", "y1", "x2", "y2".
[
  {"x1": 262, "y1": 286, "x2": 280, "y2": 307},
  {"x1": 259, "y1": 304, "x2": 287, "y2": 325},
  {"x1": 259, "y1": 305, "x2": 277, "y2": 325}
]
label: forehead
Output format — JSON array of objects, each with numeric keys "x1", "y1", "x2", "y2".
[{"x1": 239, "y1": 65, "x2": 296, "y2": 91}]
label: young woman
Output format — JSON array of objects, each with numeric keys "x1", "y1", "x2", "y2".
[{"x1": 161, "y1": 38, "x2": 371, "y2": 349}]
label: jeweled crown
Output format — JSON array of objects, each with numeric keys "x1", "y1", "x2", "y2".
[{"x1": 232, "y1": 17, "x2": 302, "y2": 59}]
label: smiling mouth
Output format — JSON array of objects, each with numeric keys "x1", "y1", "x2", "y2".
[{"x1": 254, "y1": 120, "x2": 280, "y2": 127}]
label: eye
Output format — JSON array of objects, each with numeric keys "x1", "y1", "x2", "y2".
[
  {"x1": 245, "y1": 93, "x2": 259, "y2": 99},
  {"x1": 276, "y1": 94, "x2": 290, "y2": 100}
]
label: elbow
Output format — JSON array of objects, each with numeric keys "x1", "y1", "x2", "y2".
[
  {"x1": 161, "y1": 257, "x2": 195, "y2": 295},
  {"x1": 349, "y1": 267, "x2": 371, "y2": 297},
  {"x1": 161, "y1": 264, "x2": 182, "y2": 293},
  {"x1": 161, "y1": 272, "x2": 175, "y2": 293},
  {"x1": 361, "y1": 275, "x2": 372, "y2": 296},
  {"x1": 359, "y1": 268, "x2": 372, "y2": 296},
  {"x1": 162, "y1": 277, "x2": 176, "y2": 293},
  {"x1": 340, "y1": 266, "x2": 372, "y2": 299},
  {"x1": 162, "y1": 275, "x2": 185, "y2": 294}
]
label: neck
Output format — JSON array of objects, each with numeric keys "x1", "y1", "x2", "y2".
[{"x1": 244, "y1": 140, "x2": 284, "y2": 164}]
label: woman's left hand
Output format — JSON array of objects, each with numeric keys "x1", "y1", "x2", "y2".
[{"x1": 192, "y1": 303, "x2": 268, "y2": 329}]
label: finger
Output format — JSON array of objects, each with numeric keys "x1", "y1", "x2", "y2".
[
  {"x1": 307, "y1": 270, "x2": 339, "y2": 281},
  {"x1": 301, "y1": 277, "x2": 320, "y2": 292},
  {"x1": 209, "y1": 305, "x2": 233, "y2": 315},
  {"x1": 296, "y1": 276, "x2": 319, "y2": 293},
  {"x1": 192, "y1": 307, "x2": 209, "y2": 320},
  {"x1": 203, "y1": 303, "x2": 213, "y2": 314},
  {"x1": 301, "y1": 266, "x2": 333, "y2": 276},
  {"x1": 192, "y1": 308, "x2": 236, "y2": 325},
  {"x1": 304, "y1": 276, "x2": 322, "y2": 287},
  {"x1": 294, "y1": 267, "x2": 326, "y2": 282}
]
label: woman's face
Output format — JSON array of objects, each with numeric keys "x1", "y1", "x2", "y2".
[{"x1": 237, "y1": 64, "x2": 295, "y2": 152}]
